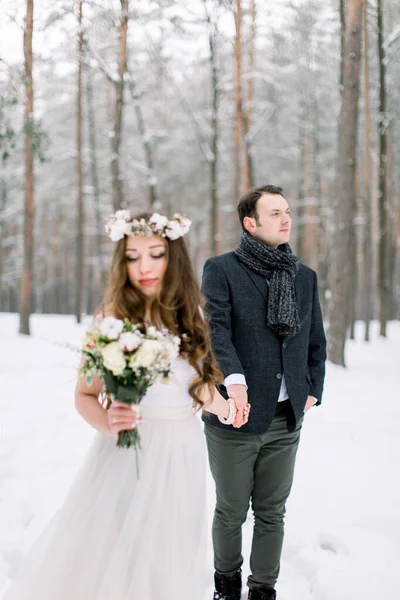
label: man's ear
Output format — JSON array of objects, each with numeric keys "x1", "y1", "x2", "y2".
[{"x1": 243, "y1": 216, "x2": 256, "y2": 233}]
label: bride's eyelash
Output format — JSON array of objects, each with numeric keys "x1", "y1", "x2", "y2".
[{"x1": 126, "y1": 253, "x2": 166, "y2": 262}]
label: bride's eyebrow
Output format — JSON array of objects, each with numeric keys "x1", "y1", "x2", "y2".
[{"x1": 125, "y1": 244, "x2": 165, "y2": 253}]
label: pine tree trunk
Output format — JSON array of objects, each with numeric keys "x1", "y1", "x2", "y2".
[
  {"x1": 19, "y1": 0, "x2": 34, "y2": 335},
  {"x1": 340, "y1": 0, "x2": 346, "y2": 93},
  {"x1": 328, "y1": 0, "x2": 362, "y2": 366},
  {"x1": 386, "y1": 125, "x2": 396, "y2": 319},
  {"x1": 312, "y1": 99, "x2": 325, "y2": 293},
  {"x1": 300, "y1": 125, "x2": 319, "y2": 272},
  {"x1": 207, "y1": 11, "x2": 221, "y2": 256},
  {"x1": 377, "y1": 0, "x2": 388, "y2": 337},
  {"x1": 349, "y1": 165, "x2": 360, "y2": 340},
  {"x1": 362, "y1": 0, "x2": 373, "y2": 341},
  {"x1": 396, "y1": 180, "x2": 400, "y2": 318},
  {"x1": 242, "y1": 0, "x2": 256, "y2": 189},
  {"x1": 0, "y1": 175, "x2": 7, "y2": 311},
  {"x1": 111, "y1": 0, "x2": 129, "y2": 211},
  {"x1": 86, "y1": 61, "x2": 106, "y2": 293},
  {"x1": 233, "y1": 0, "x2": 243, "y2": 203},
  {"x1": 127, "y1": 76, "x2": 158, "y2": 210},
  {"x1": 75, "y1": 0, "x2": 84, "y2": 324}
]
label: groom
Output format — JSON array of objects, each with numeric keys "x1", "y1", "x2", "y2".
[{"x1": 202, "y1": 185, "x2": 327, "y2": 600}]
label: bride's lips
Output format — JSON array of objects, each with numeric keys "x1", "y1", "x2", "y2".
[{"x1": 139, "y1": 278, "x2": 158, "y2": 286}]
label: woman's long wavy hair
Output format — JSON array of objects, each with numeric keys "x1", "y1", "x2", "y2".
[{"x1": 101, "y1": 212, "x2": 223, "y2": 406}]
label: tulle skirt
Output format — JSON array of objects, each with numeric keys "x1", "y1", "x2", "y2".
[{"x1": 2, "y1": 405, "x2": 208, "y2": 600}]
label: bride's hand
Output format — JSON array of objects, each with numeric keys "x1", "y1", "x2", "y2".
[{"x1": 107, "y1": 401, "x2": 139, "y2": 436}]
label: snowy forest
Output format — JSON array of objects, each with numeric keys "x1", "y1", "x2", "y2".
[{"x1": 0, "y1": 0, "x2": 399, "y2": 365}]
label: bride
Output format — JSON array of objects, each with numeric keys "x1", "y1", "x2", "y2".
[{"x1": 2, "y1": 211, "x2": 248, "y2": 600}]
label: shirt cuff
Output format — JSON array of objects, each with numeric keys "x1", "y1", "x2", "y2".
[{"x1": 224, "y1": 374, "x2": 248, "y2": 389}]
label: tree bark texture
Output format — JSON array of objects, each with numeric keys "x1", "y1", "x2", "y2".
[
  {"x1": 362, "y1": 0, "x2": 373, "y2": 341},
  {"x1": 86, "y1": 61, "x2": 106, "y2": 292},
  {"x1": 127, "y1": 75, "x2": 158, "y2": 210},
  {"x1": 340, "y1": 0, "x2": 346, "y2": 93},
  {"x1": 19, "y1": 0, "x2": 34, "y2": 335},
  {"x1": 328, "y1": 0, "x2": 363, "y2": 366},
  {"x1": 111, "y1": 0, "x2": 129, "y2": 211},
  {"x1": 233, "y1": 0, "x2": 243, "y2": 203},
  {"x1": 377, "y1": 0, "x2": 388, "y2": 336},
  {"x1": 75, "y1": 0, "x2": 84, "y2": 324},
  {"x1": 207, "y1": 7, "x2": 221, "y2": 256},
  {"x1": 242, "y1": 0, "x2": 256, "y2": 190}
]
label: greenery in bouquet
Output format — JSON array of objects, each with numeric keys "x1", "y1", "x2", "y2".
[{"x1": 80, "y1": 316, "x2": 181, "y2": 449}]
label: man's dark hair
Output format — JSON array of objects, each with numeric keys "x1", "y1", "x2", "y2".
[{"x1": 237, "y1": 185, "x2": 284, "y2": 231}]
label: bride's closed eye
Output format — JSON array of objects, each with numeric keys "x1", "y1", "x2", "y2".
[{"x1": 126, "y1": 253, "x2": 166, "y2": 262}]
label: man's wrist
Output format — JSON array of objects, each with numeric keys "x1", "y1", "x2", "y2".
[{"x1": 224, "y1": 373, "x2": 248, "y2": 388}]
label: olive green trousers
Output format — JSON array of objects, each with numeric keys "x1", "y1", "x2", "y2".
[{"x1": 205, "y1": 402, "x2": 303, "y2": 590}]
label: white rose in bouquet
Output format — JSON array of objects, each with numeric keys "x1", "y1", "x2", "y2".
[
  {"x1": 119, "y1": 331, "x2": 142, "y2": 352},
  {"x1": 101, "y1": 342, "x2": 126, "y2": 376},
  {"x1": 99, "y1": 316, "x2": 124, "y2": 340},
  {"x1": 129, "y1": 339, "x2": 165, "y2": 369}
]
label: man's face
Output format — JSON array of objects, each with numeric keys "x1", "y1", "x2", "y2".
[{"x1": 243, "y1": 193, "x2": 291, "y2": 247}]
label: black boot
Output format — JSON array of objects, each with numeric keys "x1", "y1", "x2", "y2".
[
  {"x1": 248, "y1": 587, "x2": 277, "y2": 600},
  {"x1": 213, "y1": 570, "x2": 242, "y2": 600}
]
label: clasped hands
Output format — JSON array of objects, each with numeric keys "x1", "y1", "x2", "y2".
[
  {"x1": 226, "y1": 384, "x2": 251, "y2": 428},
  {"x1": 226, "y1": 387, "x2": 317, "y2": 428}
]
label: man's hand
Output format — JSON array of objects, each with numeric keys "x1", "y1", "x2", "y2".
[
  {"x1": 303, "y1": 395, "x2": 317, "y2": 413},
  {"x1": 227, "y1": 384, "x2": 249, "y2": 428}
]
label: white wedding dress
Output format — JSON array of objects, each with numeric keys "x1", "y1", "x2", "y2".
[{"x1": 2, "y1": 357, "x2": 208, "y2": 600}]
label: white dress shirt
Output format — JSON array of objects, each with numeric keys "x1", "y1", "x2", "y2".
[{"x1": 223, "y1": 373, "x2": 289, "y2": 402}]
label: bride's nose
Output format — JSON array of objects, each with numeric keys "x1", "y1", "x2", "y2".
[{"x1": 139, "y1": 257, "x2": 152, "y2": 275}]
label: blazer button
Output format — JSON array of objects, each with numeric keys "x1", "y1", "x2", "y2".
[
  {"x1": 282, "y1": 342, "x2": 287, "y2": 349},
  {"x1": 276, "y1": 372, "x2": 282, "y2": 379}
]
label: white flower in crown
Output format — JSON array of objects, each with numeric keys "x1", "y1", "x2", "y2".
[
  {"x1": 115, "y1": 209, "x2": 131, "y2": 220},
  {"x1": 105, "y1": 210, "x2": 132, "y2": 242},
  {"x1": 166, "y1": 214, "x2": 192, "y2": 240},
  {"x1": 105, "y1": 211, "x2": 192, "y2": 241},
  {"x1": 149, "y1": 213, "x2": 169, "y2": 233}
]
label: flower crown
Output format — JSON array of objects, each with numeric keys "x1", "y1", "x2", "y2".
[{"x1": 105, "y1": 210, "x2": 192, "y2": 242}]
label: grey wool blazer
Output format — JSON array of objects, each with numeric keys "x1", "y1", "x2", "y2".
[{"x1": 201, "y1": 251, "x2": 327, "y2": 434}]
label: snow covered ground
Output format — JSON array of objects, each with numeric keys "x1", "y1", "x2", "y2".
[{"x1": 0, "y1": 313, "x2": 399, "y2": 599}]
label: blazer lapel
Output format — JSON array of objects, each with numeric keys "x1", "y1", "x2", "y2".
[
  {"x1": 294, "y1": 275, "x2": 302, "y2": 311},
  {"x1": 238, "y1": 262, "x2": 269, "y2": 304}
]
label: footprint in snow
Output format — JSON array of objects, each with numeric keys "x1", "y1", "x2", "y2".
[{"x1": 318, "y1": 533, "x2": 350, "y2": 555}]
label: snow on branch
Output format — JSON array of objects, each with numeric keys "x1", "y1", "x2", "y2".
[{"x1": 85, "y1": 43, "x2": 120, "y2": 84}]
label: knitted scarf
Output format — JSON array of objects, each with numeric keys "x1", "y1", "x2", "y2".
[{"x1": 235, "y1": 232, "x2": 301, "y2": 336}]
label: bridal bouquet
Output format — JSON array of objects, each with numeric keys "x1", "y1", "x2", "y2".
[{"x1": 80, "y1": 317, "x2": 181, "y2": 450}]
